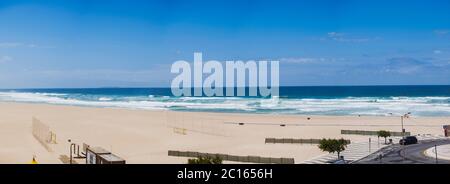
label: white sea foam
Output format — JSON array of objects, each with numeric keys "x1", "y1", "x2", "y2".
[
  {"x1": 0, "y1": 92, "x2": 449, "y2": 116},
  {"x1": 98, "y1": 97, "x2": 112, "y2": 101}
]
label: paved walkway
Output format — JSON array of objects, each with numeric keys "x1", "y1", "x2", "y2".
[
  {"x1": 425, "y1": 144, "x2": 450, "y2": 161},
  {"x1": 302, "y1": 134, "x2": 449, "y2": 164}
]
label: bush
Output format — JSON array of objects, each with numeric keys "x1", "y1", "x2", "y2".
[{"x1": 187, "y1": 156, "x2": 223, "y2": 164}]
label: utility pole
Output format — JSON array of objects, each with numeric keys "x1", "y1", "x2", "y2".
[
  {"x1": 401, "y1": 115, "x2": 404, "y2": 137},
  {"x1": 401, "y1": 115, "x2": 405, "y2": 162}
]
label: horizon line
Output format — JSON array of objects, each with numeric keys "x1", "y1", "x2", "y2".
[{"x1": 2, "y1": 84, "x2": 450, "y2": 90}]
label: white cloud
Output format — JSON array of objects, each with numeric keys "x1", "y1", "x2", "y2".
[
  {"x1": 325, "y1": 32, "x2": 375, "y2": 43},
  {"x1": 327, "y1": 32, "x2": 344, "y2": 37},
  {"x1": 280, "y1": 57, "x2": 348, "y2": 64},
  {"x1": 434, "y1": 30, "x2": 449, "y2": 36},
  {"x1": 0, "y1": 42, "x2": 23, "y2": 48},
  {"x1": 0, "y1": 42, "x2": 42, "y2": 48},
  {"x1": 280, "y1": 57, "x2": 325, "y2": 64},
  {"x1": 433, "y1": 50, "x2": 442, "y2": 54},
  {"x1": 382, "y1": 57, "x2": 438, "y2": 75},
  {"x1": 0, "y1": 55, "x2": 12, "y2": 63}
]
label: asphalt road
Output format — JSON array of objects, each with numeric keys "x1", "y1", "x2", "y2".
[{"x1": 354, "y1": 139, "x2": 450, "y2": 164}]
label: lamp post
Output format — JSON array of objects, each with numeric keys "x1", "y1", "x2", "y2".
[
  {"x1": 401, "y1": 112, "x2": 411, "y2": 162},
  {"x1": 401, "y1": 112, "x2": 411, "y2": 137}
]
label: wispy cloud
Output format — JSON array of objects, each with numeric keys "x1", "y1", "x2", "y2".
[
  {"x1": 280, "y1": 57, "x2": 348, "y2": 64},
  {"x1": 381, "y1": 57, "x2": 447, "y2": 74},
  {"x1": 433, "y1": 50, "x2": 442, "y2": 54},
  {"x1": 0, "y1": 42, "x2": 48, "y2": 48},
  {"x1": 434, "y1": 29, "x2": 449, "y2": 36},
  {"x1": 0, "y1": 55, "x2": 12, "y2": 63},
  {"x1": 323, "y1": 32, "x2": 377, "y2": 43},
  {"x1": 280, "y1": 57, "x2": 326, "y2": 64}
]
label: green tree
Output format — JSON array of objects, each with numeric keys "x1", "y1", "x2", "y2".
[
  {"x1": 377, "y1": 130, "x2": 391, "y2": 144},
  {"x1": 187, "y1": 155, "x2": 223, "y2": 164},
  {"x1": 318, "y1": 138, "x2": 349, "y2": 159}
]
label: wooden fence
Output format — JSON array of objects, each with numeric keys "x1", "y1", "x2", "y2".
[
  {"x1": 168, "y1": 150, "x2": 295, "y2": 164},
  {"x1": 265, "y1": 138, "x2": 351, "y2": 144},
  {"x1": 32, "y1": 117, "x2": 57, "y2": 152},
  {"x1": 341, "y1": 130, "x2": 410, "y2": 137}
]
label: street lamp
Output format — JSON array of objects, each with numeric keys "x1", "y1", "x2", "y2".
[
  {"x1": 401, "y1": 112, "x2": 411, "y2": 137},
  {"x1": 400, "y1": 112, "x2": 411, "y2": 162}
]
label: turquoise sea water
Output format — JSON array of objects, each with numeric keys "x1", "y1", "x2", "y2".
[{"x1": 1, "y1": 86, "x2": 450, "y2": 116}]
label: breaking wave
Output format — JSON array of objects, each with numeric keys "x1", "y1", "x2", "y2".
[{"x1": 0, "y1": 90, "x2": 450, "y2": 116}]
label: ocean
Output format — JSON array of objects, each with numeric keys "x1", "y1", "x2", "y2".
[{"x1": 1, "y1": 86, "x2": 450, "y2": 116}]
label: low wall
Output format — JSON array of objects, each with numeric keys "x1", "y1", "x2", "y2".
[
  {"x1": 168, "y1": 150, "x2": 295, "y2": 164},
  {"x1": 265, "y1": 138, "x2": 351, "y2": 144},
  {"x1": 341, "y1": 130, "x2": 410, "y2": 137}
]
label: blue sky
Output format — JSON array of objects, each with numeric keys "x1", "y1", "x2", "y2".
[{"x1": 0, "y1": 0, "x2": 450, "y2": 88}]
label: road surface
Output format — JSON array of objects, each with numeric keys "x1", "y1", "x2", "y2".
[{"x1": 354, "y1": 139, "x2": 450, "y2": 164}]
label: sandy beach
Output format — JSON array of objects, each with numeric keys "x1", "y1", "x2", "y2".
[{"x1": 0, "y1": 102, "x2": 448, "y2": 164}]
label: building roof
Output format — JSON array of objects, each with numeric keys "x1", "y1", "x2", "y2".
[
  {"x1": 87, "y1": 147, "x2": 111, "y2": 155},
  {"x1": 98, "y1": 153, "x2": 125, "y2": 162}
]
